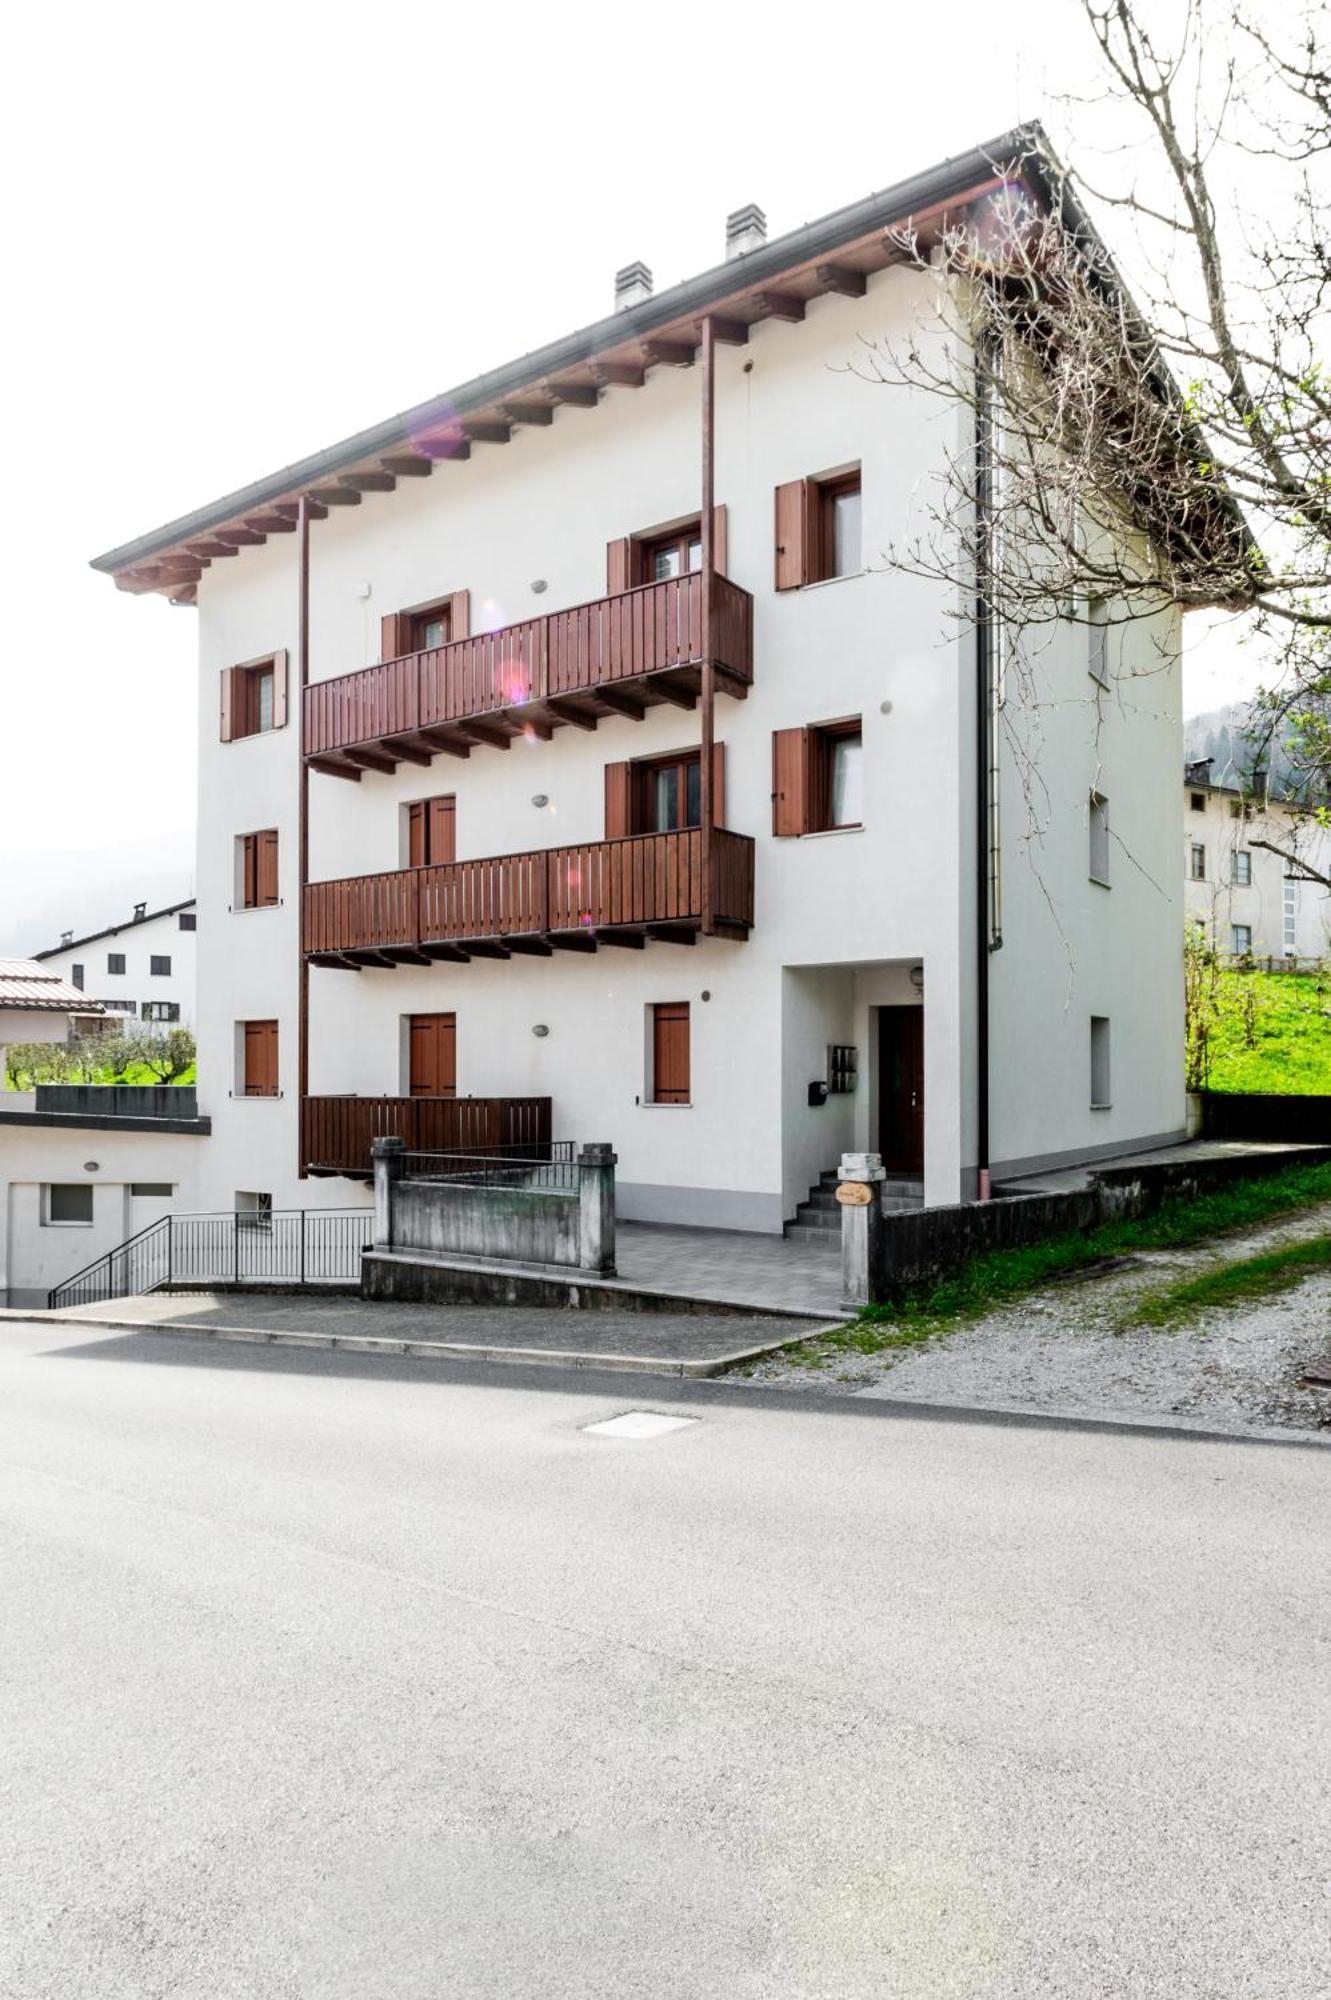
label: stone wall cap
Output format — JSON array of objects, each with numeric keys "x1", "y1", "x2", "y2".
[{"x1": 839, "y1": 1152, "x2": 886, "y2": 1181}]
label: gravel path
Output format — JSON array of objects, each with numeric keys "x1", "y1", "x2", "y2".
[{"x1": 736, "y1": 1203, "x2": 1331, "y2": 1434}]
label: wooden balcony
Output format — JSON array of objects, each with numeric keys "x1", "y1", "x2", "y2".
[
  {"x1": 303, "y1": 827, "x2": 755, "y2": 964},
  {"x1": 304, "y1": 571, "x2": 753, "y2": 777},
  {"x1": 302, "y1": 1094, "x2": 552, "y2": 1178}
]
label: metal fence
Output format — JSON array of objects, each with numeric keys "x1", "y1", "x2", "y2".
[
  {"x1": 400, "y1": 1141, "x2": 578, "y2": 1192},
  {"x1": 48, "y1": 1208, "x2": 374, "y2": 1311}
]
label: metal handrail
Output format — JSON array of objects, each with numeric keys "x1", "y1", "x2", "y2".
[{"x1": 47, "y1": 1208, "x2": 375, "y2": 1311}]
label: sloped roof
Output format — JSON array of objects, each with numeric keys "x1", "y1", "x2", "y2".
[
  {"x1": 0, "y1": 962, "x2": 106, "y2": 1013},
  {"x1": 31, "y1": 898, "x2": 195, "y2": 960}
]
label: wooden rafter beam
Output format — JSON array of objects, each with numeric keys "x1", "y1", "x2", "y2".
[
  {"x1": 216, "y1": 527, "x2": 265, "y2": 546},
  {"x1": 461, "y1": 419, "x2": 511, "y2": 445},
  {"x1": 309, "y1": 485, "x2": 361, "y2": 506},
  {"x1": 500, "y1": 401, "x2": 555, "y2": 427},
  {"x1": 589, "y1": 362, "x2": 644, "y2": 389},
  {"x1": 595, "y1": 926, "x2": 646, "y2": 949},
  {"x1": 183, "y1": 540, "x2": 238, "y2": 559},
  {"x1": 543, "y1": 698, "x2": 598, "y2": 731},
  {"x1": 451, "y1": 721, "x2": 511, "y2": 750},
  {"x1": 380, "y1": 454, "x2": 433, "y2": 477},
  {"x1": 275, "y1": 499, "x2": 327, "y2": 522},
  {"x1": 507, "y1": 936, "x2": 555, "y2": 957},
  {"x1": 380, "y1": 735, "x2": 433, "y2": 767},
  {"x1": 641, "y1": 340, "x2": 694, "y2": 368},
  {"x1": 307, "y1": 756, "x2": 363, "y2": 782},
  {"x1": 596, "y1": 689, "x2": 645, "y2": 721},
  {"x1": 547, "y1": 381, "x2": 599, "y2": 407},
  {"x1": 752, "y1": 292, "x2": 805, "y2": 321},
  {"x1": 340, "y1": 470, "x2": 396, "y2": 493},
  {"x1": 243, "y1": 512, "x2": 298, "y2": 533},
  {"x1": 414, "y1": 728, "x2": 471, "y2": 760},
  {"x1": 814, "y1": 263, "x2": 867, "y2": 297},
  {"x1": 342, "y1": 746, "x2": 396, "y2": 773},
  {"x1": 707, "y1": 318, "x2": 751, "y2": 344},
  {"x1": 415, "y1": 433, "x2": 470, "y2": 461},
  {"x1": 652, "y1": 680, "x2": 697, "y2": 711},
  {"x1": 548, "y1": 931, "x2": 598, "y2": 953}
]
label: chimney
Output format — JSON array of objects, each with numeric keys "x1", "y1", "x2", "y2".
[
  {"x1": 133, "y1": 901, "x2": 147, "y2": 921},
  {"x1": 725, "y1": 203, "x2": 766, "y2": 261},
  {"x1": 60, "y1": 930, "x2": 73, "y2": 947},
  {"x1": 614, "y1": 261, "x2": 652, "y2": 312}
]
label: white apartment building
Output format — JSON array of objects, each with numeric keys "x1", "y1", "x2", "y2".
[
  {"x1": 1184, "y1": 762, "x2": 1331, "y2": 962},
  {"x1": 91, "y1": 131, "x2": 1195, "y2": 1235},
  {"x1": 32, "y1": 900, "x2": 197, "y2": 1030}
]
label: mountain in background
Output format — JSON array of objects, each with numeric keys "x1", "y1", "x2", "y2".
[
  {"x1": 1, "y1": 833, "x2": 194, "y2": 959},
  {"x1": 1183, "y1": 700, "x2": 1298, "y2": 793}
]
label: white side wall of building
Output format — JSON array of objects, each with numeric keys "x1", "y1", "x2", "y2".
[
  {"x1": 37, "y1": 907, "x2": 197, "y2": 1030},
  {"x1": 0, "y1": 1124, "x2": 201, "y2": 1307}
]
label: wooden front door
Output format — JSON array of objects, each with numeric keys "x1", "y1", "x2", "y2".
[
  {"x1": 877, "y1": 1006, "x2": 924, "y2": 1173},
  {"x1": 408, "y1": 1013, "x2": 456, "y2": 1098}
]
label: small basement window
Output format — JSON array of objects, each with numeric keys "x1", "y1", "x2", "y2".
[
  {"x1": 130, "y1": 1183, "x2": 175, "y2": 1198},
  {"x1": 45, "y1": 1184, "x2": 94, "y2": 1225},
  {"x1": 236, "y1": 1191, "x2": 274, "y2": 1231},
  {"x1": 1090, "y1": 1016, "x2": 1111, "y2": 1110}
]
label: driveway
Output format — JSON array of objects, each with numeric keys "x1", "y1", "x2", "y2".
[{"x1": 1, "y1": 1318, "x2": 1327, "y2": 1998}]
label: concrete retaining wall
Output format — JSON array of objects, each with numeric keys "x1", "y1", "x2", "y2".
[
  {"x1": 390, "y1": 1179, "x2": 580, "y2": 1268},
  {"x1": 36, "y1": 1084, "x2": 199, "y2": 1121},
  {"x1": 1199, "y1": 1093, "x2": 1331, "y2": 1143}
]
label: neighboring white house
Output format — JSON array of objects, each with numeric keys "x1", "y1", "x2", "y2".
[
  {"x1": 0, "y1": 960, "x2": 105, "y2": 1068},
  {"x1": 31, "y1": 900, "x2": 197, "y2": 1030},
  {"x1": 90, "y1": 130, "x2": 1204, "y2": 1235},
  {"x1": 1184, "y1": 760, "x2": 1331, "y2": 962}
]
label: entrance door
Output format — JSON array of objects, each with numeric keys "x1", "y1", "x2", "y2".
[
  {"x1": 877, "y1": 1005, "x2": 924, "y2": 1172},
  {"x1": 408, "y1": 1013, "x2": 456, "y2": 1098}
]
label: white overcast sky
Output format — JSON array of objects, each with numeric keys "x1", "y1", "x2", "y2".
[{"x1": 0, "y1": 0, "x2": 1255, "y2": 948}]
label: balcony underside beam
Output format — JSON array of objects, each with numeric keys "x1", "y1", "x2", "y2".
[{"x1": 306, "y1": 917, "x2": 740, "y2": 969}]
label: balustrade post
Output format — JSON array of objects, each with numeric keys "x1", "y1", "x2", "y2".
[
  {"x1": 577, "y1": 1143, "x2": 617, "y2": 1274},
  {"x1": 373, "y1": 1135, "x2": 406, "y2": 1251}
]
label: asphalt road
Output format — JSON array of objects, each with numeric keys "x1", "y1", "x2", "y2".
[{"x1": 1, "y1": 1319, "x2": 1327, "y2": 1999}]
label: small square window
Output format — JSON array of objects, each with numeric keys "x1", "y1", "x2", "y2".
[
  {"x1": 45, "y1": 1184, "x2": 94, "y2": 1225},
  {"x1": 236, "y1": 1190, "x2": 274, "y2": 1230},
  {"x1": 1190, "y1": 792, "x2": 1207, "y2": 812},
  {"x1": 150, "y1": 955, "x2": 171, "y2": 976},
  {"x1": 107, "y1": 952, "x2": 125, "y2": 975},
  {"x1": 178, "y1": 911, "x2": 196, "y2": 931}
]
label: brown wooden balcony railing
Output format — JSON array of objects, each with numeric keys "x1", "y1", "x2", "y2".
[
  {"x1": 303, "y1": 827, "x2": 755, "y2": 963},
  {"x1": 302, "y1": 1094, "x2": 552, "y2": 1178},
  {"x1": 304, "y1": 570, "x2": 753, "y2": 776}
]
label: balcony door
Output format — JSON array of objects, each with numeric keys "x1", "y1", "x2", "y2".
[{"x1": 409, "y1": 1013, "x2": 456, "y2": 1098}]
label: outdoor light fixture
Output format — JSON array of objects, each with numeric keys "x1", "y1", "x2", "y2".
[
  {"x1": 531, "y1": 793, "x2": 549, "y2": 809},
  {"x1": 909, "y1": 964, "x2": 925, "y2": 992},
  {"x1": 531, "y1": 578, "x2": 548, "y2": 594},
  {"x1": 880, "y1": 699, "x2": 893, "y2": 714},
  {"x1": 83, "y1": 1162, "x2": 99, "y2": 1173},
  {"x1": 532, "y1": 1024, "x2": 550, "y2": 1038},
  {"x1": 700, "y1": 990, "x2": 711, "y2": 1002}
]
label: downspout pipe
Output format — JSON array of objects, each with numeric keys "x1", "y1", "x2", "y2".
[
  {"x1": 296, "y1": 496, "x2": 311, "y2": 1179},
  {"x1": 699, "y1": 315, "x2": 716, "y2": 935},
  {"x1": 973, "y1": 344, "x2": 998, "y2": 1202}
]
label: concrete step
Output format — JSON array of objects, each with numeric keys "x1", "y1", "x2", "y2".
[
  {"x1": 793, "y1": 1204, "x2": 840, "y2": 1230},
  {"x1": 799, "y1": 1191, "x2": 841, "y2": 1213},
  {"x1": 882, "y1": 1195, "x2": 924, "y2": 1214},
  {"x1": 782, "y1": 1223, "x2": 843, "y2": 1247}
]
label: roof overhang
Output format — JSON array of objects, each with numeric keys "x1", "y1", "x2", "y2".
[{"x1": 91, "y1": 130, "x2": 1042, "y2": 602}]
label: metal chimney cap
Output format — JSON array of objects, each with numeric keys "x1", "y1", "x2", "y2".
[
  {"x1": 613, "y1": 261, "x2": 653, "y2": 311},
  {"x1": 725, "y1": 204, "x2": 767, "y2": 259}
]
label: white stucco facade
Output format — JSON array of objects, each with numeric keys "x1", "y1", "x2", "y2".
[
  {"x1": 34, "y1": 902, "x2": 197, "y2": 1030},
  {"x1": 177, "y1": 258, "x2": 1185, "y2": 1231},
  {"x1": 1183, "y1": 778, "x2": 1331, "y2": 961}
]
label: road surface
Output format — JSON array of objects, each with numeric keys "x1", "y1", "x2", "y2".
[{"x1": 1, "y1": 1317, "x2": 1326, "y2": 1998}]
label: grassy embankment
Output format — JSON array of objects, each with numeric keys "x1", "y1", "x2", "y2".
[{"x1": 1205, "y1": 965, "x2": 1331, "y2": 1093}]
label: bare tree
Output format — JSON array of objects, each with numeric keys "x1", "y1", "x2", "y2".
[{"x1": 865, "y1": 1, "x2": 1330, "y2": 831}]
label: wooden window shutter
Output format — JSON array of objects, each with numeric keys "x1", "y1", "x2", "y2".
[
  {"x1": 711, "y1": 742, "x2": 726, "y2": 827},
  {"x1": 652, "y1": 1002, "x2": 691, "y2": 1104},
  {"x1": 381, "y1": 612, "x2": 408, "y2": 662},
  {"x1": 448, "y1": 589, "x2": 470, "y2": 642},
  {"x1": 772, "y1": 726, "x2": 811, "y2": 836},
  {"x1": 220, "y1": 666, "x2": 235, "y2": 743},
  {"x1": 406, "y1": 801, "x2": 425, "y2": 868},
  {"x1": 257, "y1": 829, "x2": 279, "y2": 905},
  {"x1": 271, "y1": 649, "x2": 288, "y2": 730},
  {"x1": 712, "y1": 504, "x2": 728, "y2": 578},
  {"x1": 607, "y1": 537, "x2": 632, "y2": 596},
  {"x1": 241, "y1": 833, "x2": 257, "y2": 907},
  {"x1": 428, "y1": 795, "x2": 456, "y2": 864},
  {"x1": 774, "y1": 479, "x2": 815, "y2": 589},
  {"x1": 605, "y1": 760, "x2": 633, "y2": 839},
  {"x1": 244, "y1": 1019, "x2": 278, "y2": 1096}
]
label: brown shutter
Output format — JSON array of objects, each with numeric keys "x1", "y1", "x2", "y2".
[
  {"x1": 652, "y1": 1002, "x2": 691, "y2": 1104},
  {"x1": 428, "y1": 795, "x2": 456, "y2": 864},
  {"x1": 241, "y1": 834, "x2": 257, "y2": 908},
  {"x1": 605, "y1": 760, "x2": 633, "y2": 839},
  {"x1": 711, "y1": 742, "x2": 726, "y2": 827},
  {"x1": 448, "y1": 589, "x2": 470, "y2": 642},
  {"x1": 257, "y1": 829, "x2": 279, "y2": 906},
  {"x1": 407, "y1": 801, "x2": 425, "y2": 868},
  {"x1": 774, "y1": 478, "x2": 814, "y2": 589},
  {"x1": 244, "y1": 1019, "x2": 278, "y2": 1096},
  {"x1": 220, "y1": 666, "x2": 235, "y2": 743},
  {"x1": 381, "y1": 612, "x2": 408, "y2": 662},
  {"x1": 409, "y1": 1013, "x2": 457, "y2": 1097},
  {"x1": 712, "y1": 504, "x2": 728, "y2": 578},
  {"x1": 607, "y1": 537, "x2": 632, "y2": 595},
  {"x1": 772, "y1": 726, "x2": 811, "y2": 836},
  {"x1": 271, "y1": 648, "x2": 289, "y2": 730}
]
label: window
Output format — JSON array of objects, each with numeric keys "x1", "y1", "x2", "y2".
[
  {"x1": 241, "y1": 1019, "x2": 279, "y2": 1097},
  {"x1": 142, "y1": 1001, "x2": 181, "y2": 1023},
  {"x1": 150, "y1": 955, "x2": 171, "y2": 976},
  {"x1": 178, "y1": 911, "x2": 196, "y2": 931},
  {"x1": 1090, "y1": 1016, "x2": 1111, "y2": 1109},
  {"x1": 1088, "y1": 599, "x2": 1110, "y2": 684},
  {"x1": 44, "y1": 1184, "x2": 93, "y2": 1226},
  {"x1": 381, "y1": 594, "x2": 470, "y2": 661},
  {"x1": 1190, "y1": 843, "x2": 1206, "y2": 881},
  {"x1": 103, "y1": 999, "x2": 137, "y2": 1015},
  {"x1": 240, "y1": 829, "x2": 280, "y2": 908},
  {"x1": 1088, "y1": 793, "x2": 1110, "y2": 886},
  {"x1": 1228, "y1": 799, "x2": 1254, "y2": 821},
  {"x1": 130, "y1": 1183, "x2": 175, "y2": 1198},
  {"x1": 650, "y1": 1002, "x2": 691, "y2": 1104},
  {"x1": 1284, "y1": 878, "x2": 1298, "y2": 953},
  {"x1": 1232, "y1": 851, "x2": 1252, "y2": 886},
  {"x1": 220, "y1": 652, "x2": 287, "y2": 742},
  {"x1": 604, "y1": 745, "x2": 725, "y2": 838},
  {"x1": 107, "y1": 952, "x2": 125, "y2": 975},
  {"x1": 70, "y1": 963, "x2": 84, "y2": 990},
  {"x1": 1190, "y1": 792, "x2": 1206, "y2": 812},
  {"x1": 405, "y1": 797, "x2": 456, "y2": 868},
  {"x1": 1231, "y1": 924, "x2": 1253, "y2": 957},
  {"x1": 771, "y1": 720, "x2": 863, "y2": 834},
  {"x1": 607, "y1": 509, "x2": 727, "y2": 593},
  {"x1": 640, "y1": 523, "x2": 702, "y2": 582},
  {"x1": 774, "y1": 468, "x2": 862, "y2": 588},
  {"x1": 236, "y1": 1190, "x2": 273, "y2": 1231}
]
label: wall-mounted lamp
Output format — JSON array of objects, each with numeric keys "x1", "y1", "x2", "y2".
[
  {"x1": 880, "y1": 699, "x2": 893, "y2": 715},
  {"x1": 532, "y1": 1023, "x2": 550, "y2": 1038},
  {"x1": 531, "y1": 794, "x2": 550, "y2": 809},
  {"x1": 531, "y1": 578, "x2": 549, "y2": 595},
  {"x1": 83, "y1": 1161, "x2": 99, "y2": 1173},
  {"x1": 700, "y1": 990, "x2": 711, "y2": 1002},
  {"x1": 355, "y1": 580, "x2": 373, "y2": 600},
  {"x1": 909, "y1": 963, "x2": 924, "y2": 992}
]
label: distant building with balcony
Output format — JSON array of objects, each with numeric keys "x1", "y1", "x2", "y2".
[{"x1": 91, "y1": 130, "x2": 1200, "y2": 1234}]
